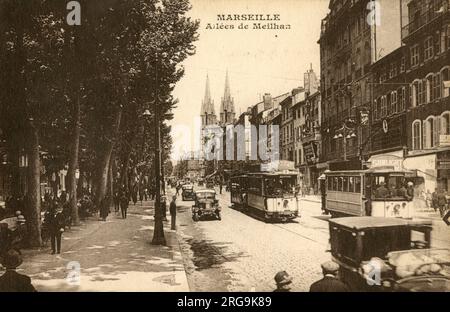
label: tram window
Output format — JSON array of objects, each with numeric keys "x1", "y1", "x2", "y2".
[
  {"x1": 328, "y1": 177, "x2": 334, "y2": 191},
  {"x1": 343, "y1": 177, "x2": 349, "y2": 192},
  {"x1": 338, "y1": 177, "x2": 343, "y2": 192},
  {"x1": 333, "y1": 177, "x2": 338, "y2": 191},
  {"x1": 349, "y1": 177, "x2": 355, "y2": 193},
  {"x1": 248, "y1": 177, "x2": 262, "y2": 195},
  {"x1": 355, "y1": 177, "x2": 361, "y2": 193}
]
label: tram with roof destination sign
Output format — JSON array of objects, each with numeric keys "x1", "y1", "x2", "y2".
[
  {"x1": 324, "y1": 166, "x2": 424, "y2": 218},
  {"x1": 230, "y1": 161, "x2": 300, "y2": 222}
]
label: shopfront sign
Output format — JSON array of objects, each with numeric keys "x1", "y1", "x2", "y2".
[
  {"x1": 303, "y1": 142, "x2": 318, "y2": 164},
  {"x1": 368, "y1": 153, "x2": 403, "y2": 171},
  {"x1": 437, "y1": 160, "x2": 450, "y2": 170}
]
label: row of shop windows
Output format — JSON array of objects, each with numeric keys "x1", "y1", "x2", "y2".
[{"x1": 412, "y1": 111, "x2": 450, "y2": 150}]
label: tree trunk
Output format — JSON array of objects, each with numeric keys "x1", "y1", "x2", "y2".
[
  {"x1": 27, "y1": 121, "x2": 42, "y2": 247},
  {"x1": 152, "y1": 103, "x2": 166, "y2": 245},
  {"x1": 94, "y1": 109, "x2": 122, "y2": 207},
  {"x1": 67, "y1": 93, "x2": 81, "y2": 225},
  {"x1": 108, "y1": 151, "x2": 114, "y2": 208}
]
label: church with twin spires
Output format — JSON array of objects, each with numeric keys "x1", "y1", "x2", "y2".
[{"x1": 200, "y1": 71, "x2": 236, "y2": 160}]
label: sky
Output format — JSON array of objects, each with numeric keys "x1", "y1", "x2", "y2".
[{"x1": 170, "y1": 0, "x2": 330, "y2": 161}]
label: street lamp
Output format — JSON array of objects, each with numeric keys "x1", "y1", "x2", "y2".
[{"x1": 333, "y1": 121, "x2": 356, "y2": 161}]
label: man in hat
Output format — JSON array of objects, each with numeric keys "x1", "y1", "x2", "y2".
[
  {"x1": 273, "y1": 271, "x2": 292, "y2": 292},
  {"x1": 0, "y1": 249, "x2": 36, "y2": 292},
  {"x1": 169, "y1": 195, "x2": 177, "y2": 230},
  {"x1": 48, "y1": 205, "x2": 65, "y2": 254},
  {"x1": 375, "y1": 182, "x2": 389, "y2": 198},
  {"x1": 309, "y1": 261, "x2": 349, "y2": 292}
]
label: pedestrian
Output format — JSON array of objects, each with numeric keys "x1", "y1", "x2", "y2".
[
  {"x1": 170, "y1": 195, "x2": 177, "y2": 230},
  {"x1": 375, "y1": 182, "x2": 389, "y2": 198},
  {"x1": 436, "y1": 188, "x2": 448, "y2": 218},
  {"x1": 425, "y1": 189, "x2": 432, "y2": 209},
  {"x1": 48, "y1": 205, "x2": 65, "y2": 255},
  {"x1": 150, "y1": 187, "x2": 155, "y2": 200},
  {"x1": 161, "y1": 196, "x2": 168, "y2": 222},
  {"x1": 219, "y1": 182, "x2": 223, "y2": 194},
  {"x1": 132, "y1": 189, "x2": 138, "y2": 206},
  {"x1": 113, "y1": 191, "x2": 120, "y2": 215},
  {"x1": 273, "y1": 271, "x2": 292, "y2": 292},
  {"x1": 309, "y1": 261, "x2": 349, "y2": 292},
  {"x1": 99, "y1": 196, "x2": 110, "y2": 221},
  {"x1": 406, "y1": 181, "x2": 415, "y2": 200},
  {"x1": 120, "y1": 192, "x2": 129, "y2": 219},
  {"x1": 0, "y1": 249, "x2": 36, "y2": 292},
  {"x1": 176, "y1": 184, "x2": 181, "y2": 196},
  {"x1": 432, "y1": 188, "x2": 439, "y2": 212},
  {"x1": 139, "y1": 189, "x2": 144, "y2": 205}
]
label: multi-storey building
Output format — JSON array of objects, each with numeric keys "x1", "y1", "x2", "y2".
[
  {"x1": 250, "y1": 93, "x2": 289, "y2": 162},
  {"x1": 318, "y1": 0, "x2": 402, "y2": 170},
  {"x1": 400, "y1": 0, "x2": 450, "y2": 192},
  {"x1": 302, "y1": 91, "x2": 323, "y2": 193},
  {"x1": 369, "y1": 46, "x2": 409, "y2": 158},
  {"x1": 281, "y1": 88, "x2": 303, "y2": 161},
  {"x1": 292, "y1": 97, "x2": 306, "y2": 169}
]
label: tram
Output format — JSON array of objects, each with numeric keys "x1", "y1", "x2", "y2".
[
  {"x1": 230, "y1": 175, "x2": 247, "y2": 208},
  {"x1": 324, "y1": 166, "x2": 424, "y2": 218},
  {"x1": 230, "y1": 170, "x2": 299, "y2": 222}
]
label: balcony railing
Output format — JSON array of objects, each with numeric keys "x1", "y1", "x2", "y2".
[{"x1": 402, "y1": 1, "x2": 449, "y2": 39}]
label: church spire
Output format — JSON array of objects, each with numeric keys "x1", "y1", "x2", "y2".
[
  {"x1": 220, "y1": 70, "x2": 235, "y2": 125},
  {"x1": 224, "y1": 70, "x2": 231, "y2": 102},
  {"x1": 201, "y1": 74, "x2": 215, "y2": 115}
]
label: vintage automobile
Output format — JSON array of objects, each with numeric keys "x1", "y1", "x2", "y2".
[
  {"x1": 181, "y1": 184, "x2": 195, "y2": 201},
  {"x1": 192, "y1": 189, "x2": 221, "y2": 221},
  {"x1": 328, "y1": 217, "x2": 450, "y2": 292}
]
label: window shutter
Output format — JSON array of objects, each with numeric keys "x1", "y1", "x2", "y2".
[
  {"x1": 423, "y1": 120, "x2": 429, "y2": 149},
  {"x1": 410, "y1": 84, "x2": 414, "y2": 107},
  {"x1": 434, "y1": 117, "x2": 439, "y2": 147}
]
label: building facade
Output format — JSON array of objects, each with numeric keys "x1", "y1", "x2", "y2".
[
  {"x1": 318, "y1": 0, "x2": 402, "y2": 171},
  {"x1": 370, "y1": 46, "x2": 408, "y2": 157},
  {"x1": 280, "y1": 90, "x2": 299, "y2": 162},
  {"x1": 401, "y1": 0, "x2": 450, "y2": 192}
]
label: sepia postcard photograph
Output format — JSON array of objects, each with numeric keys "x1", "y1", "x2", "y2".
[{"x1": 0, "y1": 0, "x2": 450, "y2": 296}]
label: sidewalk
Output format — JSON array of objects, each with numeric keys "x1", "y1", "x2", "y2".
[{"x1": 4, "y1": 201, "x2": 189, "y2": 292}]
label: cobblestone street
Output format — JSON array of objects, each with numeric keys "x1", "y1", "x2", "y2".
[
  {"x1": 175, "y1": 188, "x2": 450, "y2": 292},
  {"x1": 175, "y1": 188, "x2": 331, "y2": 292}
]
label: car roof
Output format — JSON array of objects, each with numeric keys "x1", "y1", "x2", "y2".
[
  {"x1": 195, "y1": 189, "x2": 216, "y2": 193},
  {"x1": 329, "y1": 217, "x2": 430, "y2": 230}
]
